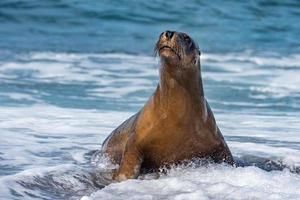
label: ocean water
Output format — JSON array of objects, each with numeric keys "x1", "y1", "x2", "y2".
[{"x1": 0, "y1": 1, "x2": 300, "y2": 200}]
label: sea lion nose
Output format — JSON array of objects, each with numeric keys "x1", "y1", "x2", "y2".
[{"x1": 165, "y1": 30, "x2": 174, "y2": 39}]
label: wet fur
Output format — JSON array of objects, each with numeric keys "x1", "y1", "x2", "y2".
[{"x1": 101, "y1": 31, "x2": 234, "y2": 181}]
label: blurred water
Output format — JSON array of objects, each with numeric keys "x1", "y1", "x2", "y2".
[
  {"x1": 1, "y1": 0, "x2": 300, "y2": 54},
  {"x1": 0, "y1": 1, "x2": 300, "y2": 200}
]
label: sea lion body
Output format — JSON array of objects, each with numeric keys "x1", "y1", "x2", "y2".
[{"x1": 101, "y1": 31, "x2": 234, "y2": 181}]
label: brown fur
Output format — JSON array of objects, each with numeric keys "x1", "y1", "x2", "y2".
[{"x1": 101, "y1": 31, "x2": 234, "y2": 181}]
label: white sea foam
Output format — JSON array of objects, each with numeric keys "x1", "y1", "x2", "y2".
[
  {"x1": 0, "y1": 164, "x2": 95, "y2": 199},
  {"x1": 83, "y1": 164, "x2": 300, "y2": 200},
  {"x1": 0, "y1": 92, "x2": 40, "y2": 101},
  {"x1": 203, "y1": 52, "x2": 300, "y2": 68},
  {"x1": 1, "y1": 52, "x2": 300, "y2": 199},
  {"x1": 0, "y1": 104, "x2": 299, "y2": 199},
  {"x1": 1, "y1": 52, "x2": 300, "y2": 100},
  {"x1": 204, "y1": 52, "x2": 300, "y2": 98},
  {"x1": 1, "y1": 104, "x2": 299, "y2": 168},
  {"x1": 0, "y1": 105, "x2": 132, "y2": 167}
]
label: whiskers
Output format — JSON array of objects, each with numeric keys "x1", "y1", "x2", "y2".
[
  {"x1": 195, "y1": 42, "x2": 201, "y2": 56},
  {"x1": 153, "y1": 40, "x2": 160, "y2": 57}
]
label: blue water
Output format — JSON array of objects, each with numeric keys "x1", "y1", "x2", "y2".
[
  {"x1": 1, "y1": 1, "x2": 300, "y2": 54},
  {"x1": 0, "y1": 1, "x2": 300, "y2": 200}
]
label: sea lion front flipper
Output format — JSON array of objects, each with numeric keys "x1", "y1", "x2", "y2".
[{"x1": 113, "y1": 138, "x2": 143, "y2": 181}]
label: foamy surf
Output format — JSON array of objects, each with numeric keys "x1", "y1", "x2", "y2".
[
  {"x1": 0, "y1": 52, "x2": 300, "y2": 199},
  {"x1": 82, "y1": 163, "x2": 300, "y2": 200}
]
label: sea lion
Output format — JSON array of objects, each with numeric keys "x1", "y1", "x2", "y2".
[{"x1": 101, "y1": 30, "x2": 234, "y2": 181}]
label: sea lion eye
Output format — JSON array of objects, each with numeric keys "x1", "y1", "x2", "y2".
[
  {"x1": 183, "y1": 34, "x2": 191, "y2": 43},
  {"x1": 182, "y1": 34, "x2": 193, "y2": 49}
]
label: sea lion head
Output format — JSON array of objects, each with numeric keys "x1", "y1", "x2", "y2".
[{"x1": 155, "y1": 31, "x2": 201, "y2": 69}]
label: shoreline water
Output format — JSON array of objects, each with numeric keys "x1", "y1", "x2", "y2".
[
  {"x1": 0, "y1": 51, "x2": 300, "y2": 199},
  {"x1": 1, "y1": 0, "x2": 300, "y2": 199}
]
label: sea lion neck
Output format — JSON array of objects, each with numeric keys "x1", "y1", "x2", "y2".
[{"x1": 158, "y1": 62, "x2": 204, "y2": 99}]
